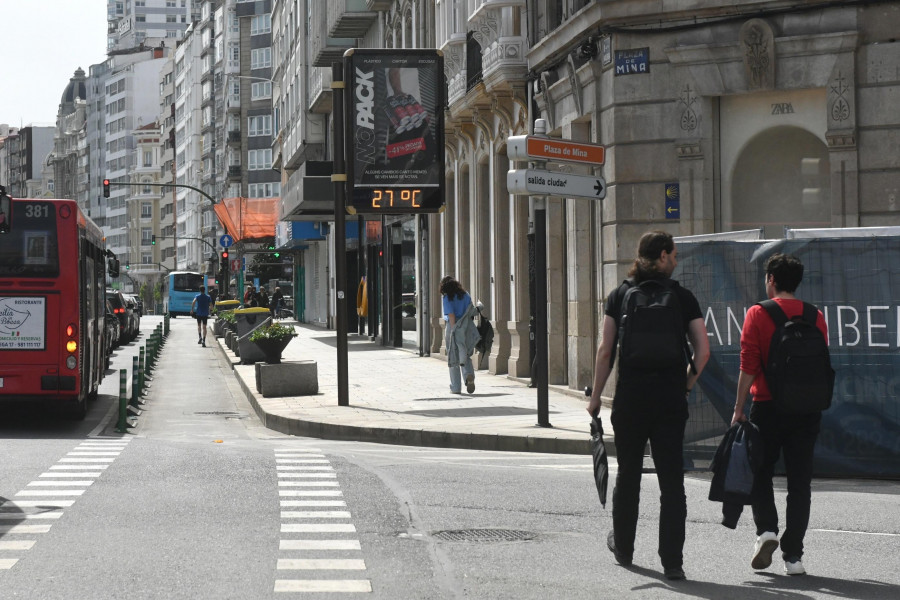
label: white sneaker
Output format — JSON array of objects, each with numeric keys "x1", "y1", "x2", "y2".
[
  {"x1": 751, "y1": 531, "x2": 779, "y2": 570},
  {"x1": 784, "y1": 558, "x2": 806, "y2": 576}
]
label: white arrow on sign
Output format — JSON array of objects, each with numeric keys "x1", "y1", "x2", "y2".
[{"x1": 507, "y1": 169, "x2": 607, "y2": 200}]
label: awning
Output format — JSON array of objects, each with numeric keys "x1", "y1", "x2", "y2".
[{"x1": 213, "y1": 197, "x2": 278, "y2": 242}]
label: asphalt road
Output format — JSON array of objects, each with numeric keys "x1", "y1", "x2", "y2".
[{"x1": 2, "y1": 316, "x2": 899, "y2": 599}]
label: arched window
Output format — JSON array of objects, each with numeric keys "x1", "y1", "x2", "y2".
[{"x1": 728, "y1": 126, "x2": 831, "y2": 237}]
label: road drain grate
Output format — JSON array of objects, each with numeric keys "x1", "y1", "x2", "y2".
[{"x1": 432, "y1": 529, "x2": 536, "y2": 543}]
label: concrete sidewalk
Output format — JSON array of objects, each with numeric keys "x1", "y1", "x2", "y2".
[{"x1": 213, "y1": 322, "x2": 613, "y2": 455}]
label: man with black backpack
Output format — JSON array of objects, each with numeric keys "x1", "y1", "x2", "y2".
[
  {"x1": 732, "y1": 253, "x2": 833, "y2": 577},
  {"x1": 587, "y1": 230, "x2": 710, "y2": 581}
]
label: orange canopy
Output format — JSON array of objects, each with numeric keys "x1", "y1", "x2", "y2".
[{"x1": 213, "y1": 197, "x2": 278, "y2": 242}]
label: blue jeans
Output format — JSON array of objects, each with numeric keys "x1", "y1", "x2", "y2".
[{"x1": 446, "y1": 323, "x2": 474, "y2": 393}]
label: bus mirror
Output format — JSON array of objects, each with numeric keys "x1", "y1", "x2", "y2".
[
  {"x1": 0, "y1": 185, "x2": 11, "y2": 234},
  {"x1": 108, "y1": 257, "x2": 120, "y2": 278}
]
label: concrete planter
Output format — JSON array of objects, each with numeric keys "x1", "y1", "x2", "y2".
[
  {"x1": 251, "y1": 336, "x2": 295, "y2": 364},
  {"x1": 254, "y1": 360, "x2": 318, "y2": 397}
]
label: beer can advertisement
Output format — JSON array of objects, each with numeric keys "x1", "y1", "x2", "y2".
[{"x1": 345, "y1": 49, "x2": 445, "y2": 213}]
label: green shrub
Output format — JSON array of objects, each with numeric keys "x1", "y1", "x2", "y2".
[{"x1": 249, "y1": 322, "x2": 297, "y2": 343}]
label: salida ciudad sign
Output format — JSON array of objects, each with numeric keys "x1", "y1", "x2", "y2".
[{"x1": 345, "y1": 49, "x2": 445, "y2": 214}]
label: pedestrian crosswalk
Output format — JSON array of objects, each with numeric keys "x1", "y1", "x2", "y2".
[
  {"x1": 0, "y1": 437, "x2": 131, "y2": 571},
  {"x1": 274, "y1": 448, "x2": 372, "y2": 594}
]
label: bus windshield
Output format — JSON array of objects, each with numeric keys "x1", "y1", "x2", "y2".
[
  {"x1": 172, "y1": 272, "x2": 203, "y2": 292},
  {"x1": 0, "y1": 200, "x2": 60, "y2": 277}
]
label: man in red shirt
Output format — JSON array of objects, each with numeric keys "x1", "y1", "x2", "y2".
[{"x1": 732, "y1": 253, "x2": 827, "y2": 576}]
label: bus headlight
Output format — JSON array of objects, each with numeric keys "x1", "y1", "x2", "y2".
[
  {"x1": 66, "y1": 340, "x2": 78, "y2": 353},
  {"x1": 66, "y1": 356, "x2": 77, "y2": 369}
]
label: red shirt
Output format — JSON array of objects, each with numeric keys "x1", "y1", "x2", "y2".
[{"x1": 739, "y1": 298, "x2": 828, "y2": 402}]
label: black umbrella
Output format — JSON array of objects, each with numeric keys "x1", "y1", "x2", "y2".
[{"x1": 586, "y1": 387, "x2": 609, "y2": 508}]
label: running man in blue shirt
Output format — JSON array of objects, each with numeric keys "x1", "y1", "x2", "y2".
[{"x1": 190, "y1": 285, "x2": 212, "y2": 347}]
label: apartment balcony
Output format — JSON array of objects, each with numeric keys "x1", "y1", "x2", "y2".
[
  {"x1": 226, "y1": 94, "x2": 241, "y2": 112},
  {"x1": 440, "y1": 33, "x2": 468, "y2": 108},
  {"x1": 448, "y1": 70, "x2": 469, "y2": 108},
  {"x1": 227, "y1": 130, "x2": 241, "y2": 144},
  {"x1": 481, "y1": 36, "x2": 528, "y2": 89},
  {"x1": 366, "y1": 0, "x2": 392, "y2": 9},
  {"x1": 327, "y1": 0, "x2": 377, "y2": 39},
  {"x1": 227, "y1": 165, "x2": 242, "y2": 180},
  {"x1": 312, "y1": 36, "x2": 355, "y2": 68},
  {"x1": 309, "y1": 68, "x2": 333, "y2": 114},
  {"x1": 467, "y1": 0, "x2": 528, "y2": 91}
]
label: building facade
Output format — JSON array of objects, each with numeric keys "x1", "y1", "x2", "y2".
[{"x1": 4, "y1": 126, "x2": 55, "y2": 199}]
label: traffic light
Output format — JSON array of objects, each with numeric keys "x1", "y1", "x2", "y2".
[
  {"x1": 221, "y1": 250, "x2": 229, "y2": 262},
  {"x1": 273, "y1": 250, "x2": 280, "y2": 258},
  {"x1": 151, "y1": 234, "x2": 156, "y2": 245},
  {"x1": 103, "y1": 179, "x2": 110, "y2": 198},
  {"x1": 125, "y1": 261, "x2": 130, "y2": 270}
]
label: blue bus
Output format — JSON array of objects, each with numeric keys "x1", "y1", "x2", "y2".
[{"x1": 166, "y1": 271, "x2": 204, "y2": 317}]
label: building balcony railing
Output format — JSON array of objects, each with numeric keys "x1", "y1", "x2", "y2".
[
  {"x1": 327, "y1": 0, "x2": 377, "y2": 39},
  {"x1": 448, "y1": 70, "x2": 468, "y2": 107},
  {"x1": 366, "y1": 0, "x2": 391, "y2": 9},
  {"x1": 227, "y1": 130, "x2": 241, "y2": 143},
  {"x1": 309, "y1": 67, "x2": 333, "y2": 114},
  {"x1": 227, "y1": 165, "x2": 242, "y2": 179}
]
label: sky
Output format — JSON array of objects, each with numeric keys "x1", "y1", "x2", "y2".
[{"x1": 0, "y1": 1, "x2": 109, "y2": 128}]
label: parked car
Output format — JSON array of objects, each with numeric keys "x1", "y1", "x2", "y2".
[
  {"x1": 106, "y1": 289, "x2": 133, "y2": 343},
  {"x1": 128, "y1": 294, "x2": 144, "y2": 317},
  {"x1": 123, "y1": 293, "x2": 142, "y2": 337},
  {"x1": 103, "y1": 299, "x2": 119, "y2": 369}
]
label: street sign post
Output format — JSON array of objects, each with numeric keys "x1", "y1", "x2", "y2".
[
  {"x1": 507, "y1": 135, "x2": 605, "y2": 166},
  {"x1": 507, "y1": 169, "x2": 607, "y2": 200}
]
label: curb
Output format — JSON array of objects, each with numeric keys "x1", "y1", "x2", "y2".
[{"x1": 212, "y1": 331, "x2": 605, "y2": 456}]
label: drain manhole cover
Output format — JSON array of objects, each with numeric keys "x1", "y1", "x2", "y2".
[{"x1": 432, "y1": 529, "x2": 536, "y2": 543}]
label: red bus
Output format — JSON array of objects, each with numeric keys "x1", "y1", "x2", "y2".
[{"x1": 0, "y1": 191, "x2": 112, "y2": 418}]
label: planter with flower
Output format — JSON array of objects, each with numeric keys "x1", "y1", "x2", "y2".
[{"x1": 249, "y1": 322, "x2": 298, "y2": 364}]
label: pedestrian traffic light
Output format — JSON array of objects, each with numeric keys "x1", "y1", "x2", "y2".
[
  {"x1": 151, "y1": 234, "x2": 156, "y2": 245},
  {"x1": 273, "y1": 251, "x2": 280, "y2": 258},
  {"x1": 103, "y1": 179, "x2": 110, "y2": 198}
]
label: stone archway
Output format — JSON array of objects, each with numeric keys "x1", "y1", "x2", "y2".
[{"x1": 729, "y1": 125, "x2": 831, "y2": 237}]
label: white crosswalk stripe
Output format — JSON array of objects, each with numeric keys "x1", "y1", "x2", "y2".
[
  {"x1": 0, "y1": 512, "x2": 62, "y2": 520},
  {"x1": 27, "y1": 481, "x2": 94, "y2": 487},
  {"x1": 0, "y1": 437, "x2": 130, "y2": 573},
  {"x1": 274, "y1": 580, "x2": 372, "y2": 593},
  {"x1": 278, "y1": 481, "x2": 340, "y2": 487},
  {"x1": 273, "y1": 448, "x2": 370, "y2": 594}
]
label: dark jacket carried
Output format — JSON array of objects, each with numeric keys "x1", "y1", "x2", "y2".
[{"x1": 709, "y1": 421, "x2": 764, "y2": 528}]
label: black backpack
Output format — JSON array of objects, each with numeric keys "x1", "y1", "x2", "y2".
[
  {"x1": 610, "y1": 278, "x2": 694, "y2": 372},
  {"x1": 759, "y1": 300, "x2": 834, "y2": 414}
]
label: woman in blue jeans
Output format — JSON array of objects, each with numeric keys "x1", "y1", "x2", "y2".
[{"x1": 440, "y1": 276, "x2": 476, "y2": 394}]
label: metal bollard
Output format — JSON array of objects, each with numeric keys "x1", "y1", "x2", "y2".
[
  {"x1": 138, "y1": 346, "x2": 146, "y2": 396},
  {"x1": 115, "y1": 369, "x2": 129, "y2": 433},
  {"x1": 131, "y1": 355, "x2": 140, "y2": 406}
]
